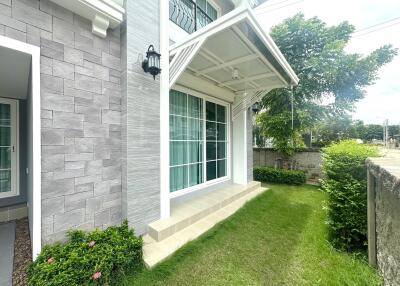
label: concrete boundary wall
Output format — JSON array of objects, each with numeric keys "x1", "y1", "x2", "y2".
[
  {"x1": 367, "y1": 150, "x2": 400, "y2": 286},
  {"x1": 253, "y1": 148, "x2": 322, "y2": 180}
]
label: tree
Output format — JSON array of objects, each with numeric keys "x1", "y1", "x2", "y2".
[
  {"x1": 313, "y1": 116, "x2": 359, "y2": 146},
  {"x1": 257, "y1": 14, "x2": 397, "y2": 155},
  {"x1": 357, "y1": 124, "x2": 383, "y2": 141}
]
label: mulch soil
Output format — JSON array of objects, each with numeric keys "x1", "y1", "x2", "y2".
[{"x1": 12, "y1": 217, "x2": 32, "y2": 286}]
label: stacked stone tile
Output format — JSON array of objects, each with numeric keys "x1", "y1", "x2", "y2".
[{"x1": 0, "y1": 0, "x2": 122, "y2": 244}]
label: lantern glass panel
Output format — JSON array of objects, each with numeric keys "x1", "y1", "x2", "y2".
[{"x1": 149, "y1": 54, "x2": 154, "y2": 68}]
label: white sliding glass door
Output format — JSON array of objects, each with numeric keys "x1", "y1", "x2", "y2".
[
  {"x1": 169, "y1": 89, "x2": 229, "y2": 195},
  {"x1": 0, "y1": 98, "x2": 18, "y2": 198}
]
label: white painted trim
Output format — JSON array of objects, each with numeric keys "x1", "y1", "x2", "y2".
[
  {"x1": 232, "y1": 109, "x2": 247, "y2": 184},
  {"x1": 160, "y1": 0, "x2": 171, "y2": 219},
  {"x1": 196, "y1": 54, "x2": 258, "y2": 75},
  {"x1": 170, "y1": 7, "x2": 247, "y2": 53},
  {"x1": 243, "y1": 109, "x2": 248, "y2": 181},
  {"x1": 169, "y1": 21, "x2": 190, "y2": 45},
  {"x1": 0, "y1": 98, "x2": 19, "y2": 199},
  {"x1": 170, "y1": 177, "x2": 230, "y2": 199},
  {"x1": 246, "y1": 8, "x2": 299, "y2": 84},
  {"x1": 174, "y1": 72, "x2": 236, "y2": 103},
  {"x1": 173, "y1": 84, "x2": 232, "y2": 106},
  {"x1": 31, "y1": 43, "x2": 41, "y2": 261},
  {"x1": 0, "y1": 35, "x2": 41, "y2": 259},
  {"x1": 170, "y1": 38, "x2": 205, "y2": 88},
  {"x1": 92, "y1": 14, "x2": 110, "y2": 38},
  {"x1": 169, "y1": 86, "x2": 231, "y2": 199},
  {"x1": 205, "y1": 0, "x2": 222, "y2": 18}
]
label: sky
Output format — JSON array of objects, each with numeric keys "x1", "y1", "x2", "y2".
[{"x1": 255, "y1": 0, "x2": 400, "y2": 125}]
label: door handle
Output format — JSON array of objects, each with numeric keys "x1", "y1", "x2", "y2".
[{"x1": 12, "y1": 146, "x2": 15, "y2": 152}]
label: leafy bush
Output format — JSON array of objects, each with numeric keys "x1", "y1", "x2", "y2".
[
  {"x1": 321, "y1": 140, "x2": 378, "y2": 252},
  {"x1": 254, "y1": 167, "x2": 306, "y2": 185},
  {"x1": 28, "y1": 220, "x2": 143, "y2": 286}
]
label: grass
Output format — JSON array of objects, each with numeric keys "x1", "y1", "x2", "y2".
[{"x1": 122, "y1": 184, "x2": 381, "y2": 286}]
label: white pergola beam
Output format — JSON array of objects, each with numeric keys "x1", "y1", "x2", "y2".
[
  {"x1": 235, "y1": 83, "x2": 284, "y2": 94},
  {"x1": 196, "y1": 54, "x2": 259, "y2": 75},
  {"x1": 232, "y1": 25, "x2": 288, "y2": 86},
  {"x1": 175, "y1": 72, "x2": 236, "y2": 103},
  {"x1": 200, "y1": 48, "x2": 259, "y2": 89},
  {"x1": 170, "y1": 39, "x2": 205, "y2": 88},
  {"x1": 219, "y1": 72, "x2": 276, "y2": 86},
  {"x1": 187, "y1": 66, "x2": 238, "y2": 93}
]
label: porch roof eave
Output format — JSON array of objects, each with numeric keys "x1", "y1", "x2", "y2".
[{"x1": 169, "y1": 5, "x2": 299, "y2": 92}]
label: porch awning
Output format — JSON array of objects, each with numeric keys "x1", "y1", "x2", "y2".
[{"x1": 170, "y1": 5, "x2": 299, "y2": 119}]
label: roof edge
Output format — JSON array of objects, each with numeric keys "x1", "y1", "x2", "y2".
[{"x1": 169, "y1": 6, "x2": 299, "y2": 86}]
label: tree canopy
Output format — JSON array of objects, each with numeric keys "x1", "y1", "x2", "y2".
[
  {"x1": 312, "y1": 117, "x2": 400, "y2": 146},
  {"x1": 257, "y1": 13, "x2": 397, "y2": 155}
]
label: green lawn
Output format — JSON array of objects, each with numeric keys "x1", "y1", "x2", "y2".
[{"x1": 122, "y1": 184, "x2": 381, "y2": 286}]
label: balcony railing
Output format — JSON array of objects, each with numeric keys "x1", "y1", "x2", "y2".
[{"x1": 169, "y1": 0, "x2": 214, "y2": 34}]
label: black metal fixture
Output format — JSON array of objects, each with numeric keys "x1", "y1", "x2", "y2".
[
  {"x1": 252, "y1": 102, "x2": 261, "y2": 113},
  {"x1": 142, "y1": 45, "x2": 161, "y2": 79}
]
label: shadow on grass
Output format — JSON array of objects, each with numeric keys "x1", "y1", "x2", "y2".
[{"x1": 121, "y1": 188, "x2": 313, "y2": 285}]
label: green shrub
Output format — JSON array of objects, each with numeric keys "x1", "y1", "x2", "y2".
[
  {"x1": 28, "y1": 220, "x2": 143, "y2": 286},
  {"x1": 254, "y1": 167, "x2": 306, "y2": 185},
  {"x1": 321, "y1": 140, "x2": 378, "y2": 252}
]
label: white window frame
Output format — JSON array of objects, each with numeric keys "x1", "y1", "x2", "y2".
[
  {"x1": 169, "y1": 85, "x2": 231, "y2": 199},
  {"x1": 169, "y1": 0, "x2": 222, "y2": 37},
  {"x1": 0, "y1": 35, "x2": 41, "y2": 260},
  {"x1": 196, "y1": 0, "x2": 221, "y2": 19},
  {"x1": 0, "y1": 98, "x2": 19, "y2": 199}
]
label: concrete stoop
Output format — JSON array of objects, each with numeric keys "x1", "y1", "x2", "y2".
[{"x1": 143, "y1": 181, "x2": 267, "y2": 268}]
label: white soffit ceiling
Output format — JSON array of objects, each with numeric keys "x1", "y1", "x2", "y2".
[
  {"x1": 0, "y1": 46, "x2": 31, "y2": 100},
  {"x1": 181, "y1": 22, "x2": 289, "y2": 95},
  {"x1": 170, "y1": 7, "x2": 299, "y2": 95}
]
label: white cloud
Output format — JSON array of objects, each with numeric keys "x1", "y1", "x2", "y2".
[{"x1": 256, "y1": 0, "x2": 400, "y2": 124}]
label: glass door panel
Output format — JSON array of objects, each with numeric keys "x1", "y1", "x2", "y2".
[
  {"x1": 169, "y1": 89, "x2": 229, "y2": 194},
  {"x1": 0, "y1": 99, "x2": 17, "y2": 198}
]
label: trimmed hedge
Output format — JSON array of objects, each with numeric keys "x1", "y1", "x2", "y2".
[
  {"x1": 28, "y1": 221, "x2": 142, "y2": 286},
  {"x1": 321, "y1": 140, "x2": 378, "y2": 252},
  {"x1": 254, "y1": 167, "x2": 306, "y2": 185}
]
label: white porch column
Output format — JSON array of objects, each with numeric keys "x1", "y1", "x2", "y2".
[
  {"x1": 232, "y1": 110, "x2": 248, "y2": 185},
  {"x1": 160, "y1": 0, "x2": 170, "y2": 218}
]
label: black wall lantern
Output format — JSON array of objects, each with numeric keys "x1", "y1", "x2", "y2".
[
  {"x1": 142, "y1": 45, "x2": 161, "y2": 80},
  {"x1": 252, "y1": 102, "x2": 261, "y2": 113}
]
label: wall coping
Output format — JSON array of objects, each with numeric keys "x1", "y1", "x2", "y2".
[
  {"x1": 366, "y1": 150, "x2": 400, "y2": 191},
  {"x1": 253, "y1": 147, "x2": 321, "y2": 153}
]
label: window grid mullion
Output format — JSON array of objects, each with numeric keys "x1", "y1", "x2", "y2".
[
  {"x1": 203, "y1": 97, "x2": 207, "y2": 184},
  {"x1": 186, "y1": 94, "x2": 189, "y2": 187},
  {"x1": 170, "y1": 90, "x2": 228, "y2": 192}
]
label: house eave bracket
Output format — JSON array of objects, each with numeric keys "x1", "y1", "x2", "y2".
[{"x1": 50, "y1": 0, "x2": 125, "y2": 38}]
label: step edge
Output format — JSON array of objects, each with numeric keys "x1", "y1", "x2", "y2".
[{"x1": 148, "y1": 182, "x2": 263, "y2": 242}]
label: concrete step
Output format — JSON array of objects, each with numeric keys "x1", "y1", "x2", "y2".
[
  {"x1": 0, "y1": 222, "x2": 15, "y2": 286},
  {"x1": 143, "y1": 185, "x2": 268, "y2": 268},
  {"x1": 148, "y1": 181, "x2": 261, "y2": 242}
]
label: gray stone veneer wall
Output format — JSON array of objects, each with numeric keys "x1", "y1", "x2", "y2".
[
  {"x1": 121, "y1": 1, "x2": 161, "y2": 235},
  {"x1": 367, "y1": 151, "x2": 400, "y2": 286},
  {"x1": 0, "y1": 0, "x2": 122, "y2": 244}
]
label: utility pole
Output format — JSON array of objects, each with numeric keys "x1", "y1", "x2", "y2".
[{"x1": 383, "y1": 119, "x2": 389, "y2": 147}]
